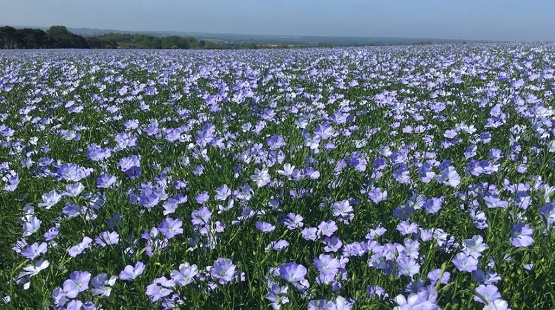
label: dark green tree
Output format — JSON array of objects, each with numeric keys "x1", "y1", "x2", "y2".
[
  {"x1": 46, "y1": 25, "x2": 89, "y2": 48},
  {"x1": 0, "y1": 26, "x2": 19, "y2": 48},
  {"x1": 19, "y1": 28, "x2": 50, "y2": 48},
  {"x1": 46, "y1": 25, "x2": 72, "y2": 37}
]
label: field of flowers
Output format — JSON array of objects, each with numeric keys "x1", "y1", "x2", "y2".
[{"x1": 0, "y1": 44, "x2": 554, "y2": 309}]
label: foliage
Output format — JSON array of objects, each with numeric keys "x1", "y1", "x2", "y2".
[{"x1": 0, "y1": 25, "x2": 261, "y2": 49}]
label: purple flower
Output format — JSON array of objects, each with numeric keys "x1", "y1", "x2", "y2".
[
  {"x1": 256, "y1": 221, "x2": 276, "y2": 233},
  {"x1": 540, "y1": 203, "x2": 555, "y2": 228},
  {"x1": 192, "y1": 207, "x2": 212, "y2": 226},
  {"x1": 302, "y1": 227, "x2": 320, "y2": 241},
  {"x1": 123, "y1": 119, "x2": 139, "y2": 130},
  {"x1": 107, "y1": 213, "x2": 122, "y2": 228},
  {"x1": 20, "y1": 242, "x2": 48, "y2": 260},
  {"x1": 323, "y1": 236, "x2": 343, "y2": 252},
  {"x1": 367, "y1": 226, "x2": 387, "y2": 240},
  {"x1": 480, "y1": 132, "x2": 492, "y2": 143},
  {"x1": 20, "y1": 259, "x2": 50, "y2": 277},
  {"x1": 162, "y1": 198, "x2": 179, "y2": 215},
  {"x1": 91, "y1": 273, "x2": 117, "y2": 297},
  {"x1": 63, "y1": 271, "x2": 91, "y2": 299},
  {"x1": 331, "y1": 200, "x2": 354, "y2": 224},
  {"x1": 484, "y1": 196, "x2": 508, "y2": 209},
  {"x1": 268, "y1": 135, "x2": 285, "y2": 150},
  {"x1": 452, "y1": 252, "x2": 479, "y2": 272},
  {"x1": 471, "y1": 209, "x2": 489, "y2": 230},
  {"x1": 489, "y1": 148, "x2": 502, "y2": 161},
  {"x1": 22, "y1": 216, "x2": 41, "y2": 237},
  {"x1": 211, "y1": 258, "x2": 237, "y2": 284},
  {"x1": 439, "y1": 165, "x2": 460, "y2": 187},
  {"x1": 484, "y1": 299, "x2": 510, "y2": 310},
  {"x1": 235, "y1": 184, "x2": 254, "y2": 201},
  {"x1": 314, "y1": 254, "x2": 340, "y2": 278},
  {"x1": 367, "y1": 285, "x2": 389, "y2": 300},
  {"x1": 344, "y1": 242, "x2": 366, "y2": 257},
  {"x1": 418, "y1": 163, "x2": 436, "y2": 183},
  {"x1": 62, "y1": 203, "x2": 80, "y2": 217},
  {"x1": 279, "y1": 262, "x2": 307, "y2": 283},
  {"x1": 308, "y1": 299, "x2": 335, "y2": 310},
  {"x1": 52, "y1": 287, "x2": 66, "y2": 306},
  {"x1": 427, "y1": 269, "x2": 451, "y2": 285},
  {"x1": 87, "y1": 144, "x2": 111, "y2": 161},
  {"x1": 393, "y1": 165, "x2": 411, "y2": 184},
  {"x1": 318, "y1": 220, "x2": 338, "y2": 237},
  {"x1": 509, "y1": 222, "x2": 533, "y2": 247},
  {"x1": 114, "y1": 132, "x2": 137, "y2": 150},
  {"x1": 271, "y1": 239, "x2": 290, "y2": 251},
  {"x1": 281, "y1": 213, "x2": 304, "y2": 230},
  {"x1": 397, "y1": 256, "x2": 420, "y2": 278},
  {"x1": 63, "y1": 183, "x2": 85, "y2": 197},
  {"x1": 334, "y1": 296, "x2": 354, "y2": 310},
  {"x1": 463, "y1": 235, "x2": 488, "y2": 258},
  {"x1": 68, "y1": 237, "x2": 92, "y2": 257},
  {"x1": 66, "y1": 300, "x2": 83, "y2": 310},
  {"x1": 195, "y1": 191, "x2": 210, "y2": 204},
  {"x1": 119, "y1": 155, "x2": 141, "y2": 179},
  {"x1": 265, "y1": 284, "x2": 289, "y2": 309},
  {"x1": 444, "y1": 129, "x2": 457, "y2": 139},
  {"x1": 251, "y1": 168, "x2": 271, "y2": 188},
  {"x1": 139, "y1": 192, "x2": 160, "y2": 210},
  {"x1": 95, "y1": 231, "x2": 120, "y2": 247},
  {"x1": 393, "y1": 292, "x2": 439, "y2": 310},
  {"x1": 38, "y1": 190, "x2": 61, "y2": 209},
  {"x1": 215, "y1": 184, "x2": 231, "y2": 201},
  {"x1": 424, "y1": 197, "x2": 444, "y2": 214},
  {"x1": 474, "y1": 284, "x2": 501, "y2": 305},
  {"x1": 348, "y1": 153, "x2": 367, "y2": 172},
  {"x1": 473, "y1": 269, "x2": 501, "y2": 285},
  {"x1": 44, "y1": 226, "x2": 59, "y2": 241},
  {"x1": 314, "y1": 123, "x2": 334, "y2": 139},
  {"x1": 97, "y1": 174, "x2": 117, "y2": 189},
  {"x1": 397, "y1": 221, "x2": 419, "y2": 236},
  {"x1": 119, "y1": 262, "x2": 146, "y2": 280},
  {"x1": 170, "y1": 262, "x2": 198, "y2": 286},
  {"x1": 278, "y1": 163, "x2": 296, "y2": 178},
  {"x1": 146, "y1": 277, "x2": 175, "y2": 302},
  {"x1": 368, "y1": 187, "x2": 387, "y2": 204},
  {"x1": 57, "y1": 163, "x2": 88, "y2": 182},
  {"x1": 464, "y1": 145, "x2": 477, "y2": 159},
  {"x1": 304, "y1": 167, "x2": 320, "y2": 180},
  {"x1": 158, "y1": 218, "x2": 183, "y2": 239}
]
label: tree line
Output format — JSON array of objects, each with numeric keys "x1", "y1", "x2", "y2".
[{"x1": 0, "y1": 25, "x2": 261, "y2": 49}]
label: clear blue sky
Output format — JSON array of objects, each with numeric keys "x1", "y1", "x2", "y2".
[{"x1": 1, "y1": 0, "x2": 554, "y2": 41}]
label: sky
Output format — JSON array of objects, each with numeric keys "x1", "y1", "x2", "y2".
[{"x1": 1, "y1": 0, "x2": 554, "y2": 41}]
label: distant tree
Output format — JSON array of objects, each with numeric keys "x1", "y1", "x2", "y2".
[
  {"x1": 317, "y1": 42, "x2": 334, "y2": 48},
  {"x1": 141, "y1": 35, "x2": 161, "y2": 49},
  {"x1": 85, "y1": 37, "x2": 103, "y2": 48},
  {"x1": 47, "y1": 25, "x2": 89, "y2": 48},
  {"x1": 0, "y1": 26, "x2": 19, "y2": 48},
  {"x1": 0, "y1": 25, "x2": 249, "y2": 50},
  {"x1": 203, "y1": 40, "x2": 221, "y2": 49},
  {"x1": 47, "y1": 25, "x2": 72, "y2": 37},
  {"x1": 19, "y1": 28, "x2": 50, "y2": 49},
  {"x1": 187, "y1": 37, "x2": 199, "y2": 48},
  {"x1": 161, "y1": 36, "x2": 190, "y2": 49}
]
